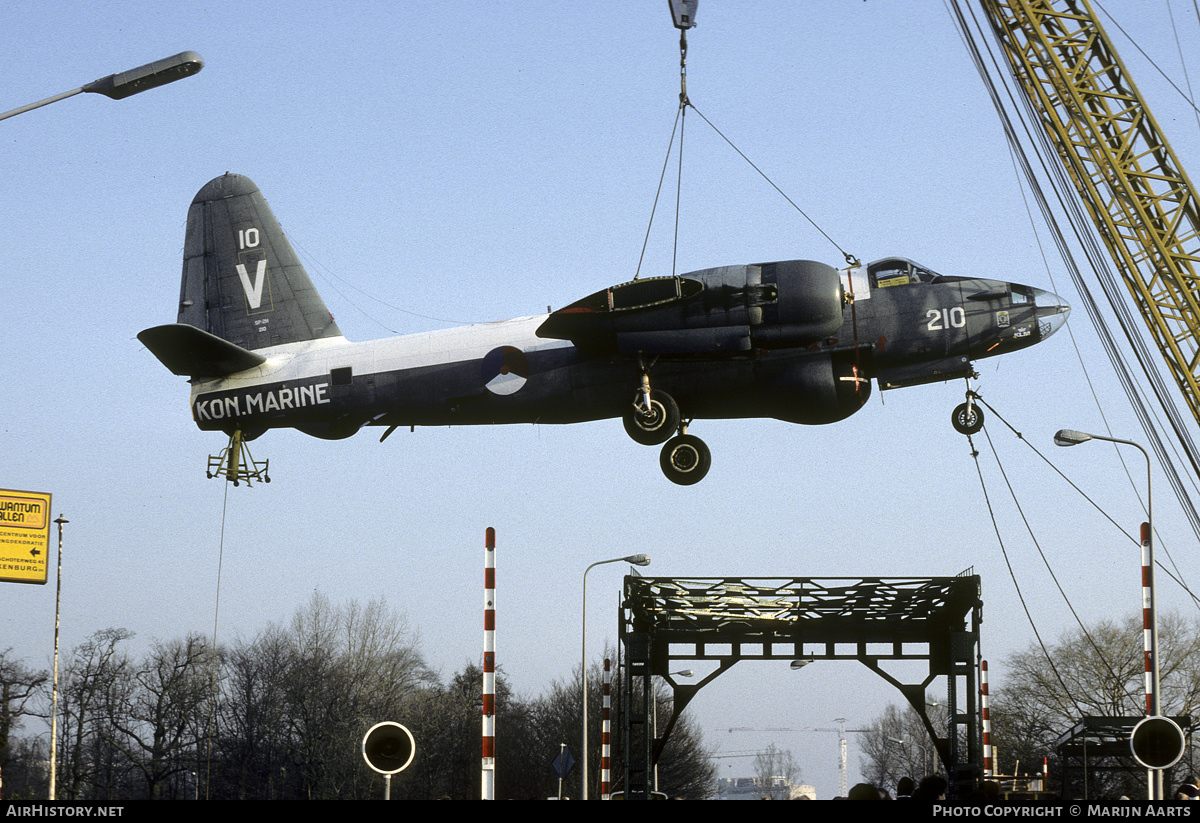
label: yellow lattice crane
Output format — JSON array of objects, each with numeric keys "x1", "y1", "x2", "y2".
[{"x1": 981, "y1": 0, "x2": 1200, "y2": 428}]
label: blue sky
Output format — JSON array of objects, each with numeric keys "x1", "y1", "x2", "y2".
[{"x1": 3, "y1": 1, "x2": 1200, "y2": 798}]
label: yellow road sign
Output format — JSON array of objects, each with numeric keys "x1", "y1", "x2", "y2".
[{"x1": 0, "y1": 489, "x2": 52, "y2": 584}]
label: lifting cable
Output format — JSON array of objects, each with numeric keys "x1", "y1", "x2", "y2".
[
  {"x1": 635, "y1": 5, "x2": 859, "y2": 280},
  {"x1": 977, "y1": 419, "x2": 1144, "y2": 692},
  {"x1": 674, "y1": 20, "x2": 689, "y2": 279},
  {"x1": 199, "y1": 476, "x2": 232, "y2": 801},
  {"x1": 633, "y1": 106, "x2": 683, "y2": 282},
  {"x1": 977, "y1": 0, "x2": 1200, "y2": 525},
  {"x1": 969, "y1": 413, "x2": 1151, "y2": 717},
  {"x1": 686, "y1": 102, "x2": 860, "y2": 269},
  {"x1": 1163, "y1": 0, "x2": 1200, "y2": 136},
  {"x1": 1092, "y1": 0, "x2": 1200, "y2": 120}
]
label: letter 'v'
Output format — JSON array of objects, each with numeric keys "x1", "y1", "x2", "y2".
[{"x1": 235, "y1": 260, "x2": 267, "y2": 310}]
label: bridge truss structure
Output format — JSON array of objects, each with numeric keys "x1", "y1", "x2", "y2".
[{"x1": 619, "y1": 575, "x2": 984, "y2": 799}]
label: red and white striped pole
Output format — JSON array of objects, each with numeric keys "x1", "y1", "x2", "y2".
[
  {"x1": 1141, "y1": 522, "x2": 1157, "y2": 717},
  {"x1": 482, "y1": 527, "x2": 496, "y2": 800},
  {"x1": 601, "y1": 659, "x2": 612, "y2": 800},
  {"x1": 981, "y1": 660, "x2": 992, "y2": 777}
]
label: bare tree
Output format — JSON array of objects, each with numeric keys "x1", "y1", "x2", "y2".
[
  {"x1": 5, "y1": 598, "x2": 718, "y2": 801},
  {"x1": 104, "y1": 634, "x2": 214, "y2": 799},
  {"x1": 859, "y1": 703, "x2": 942, "y2": 792},
  {"x1": 992, "y1": 612, "x2": 1200, "y2": 797},
  {"x1": 214, "y1": 625, "x2": 292, "y2": 799},
  {"x1": 753, "y1": 742, "x2": 801, "y2": 799},
  {"x1": 0, "y1": 649, "x2": 48, "y2": 787},
  {"x1": 275, "y1": 593, "x2": 433, "y2": 799},
  {"x1": 197, "y1": 594, "x2": 433, "y2": 800},
  {"x1": 56, "y1": 629, "x2": 133, "y2": 800}
]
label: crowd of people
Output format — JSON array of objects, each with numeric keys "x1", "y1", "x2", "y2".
[
  {"x1": 845, "y1": 776, "x2": 949, "y2": 800},
  {"x1": 834, "y1": 774, "x2": 1200, "y2": 802}
]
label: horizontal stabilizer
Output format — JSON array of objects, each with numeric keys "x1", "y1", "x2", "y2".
[{"x1": 138, "y1": 323, "x2": 267, "y2": 377}]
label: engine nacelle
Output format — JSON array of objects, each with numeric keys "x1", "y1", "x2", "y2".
[
  {"x1": 750, "y1": 260, "x2": 845, "y2": 349},
  {"x1": 758, "y1": 352, "x2": 871, "y2": 425},
  {"x1": 536, "y1": 260, "x2": 845, "y2": 355}
]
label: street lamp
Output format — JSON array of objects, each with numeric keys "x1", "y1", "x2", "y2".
[
  {"x1": 891, "y1": 735, "x2": 932, "y2": 779},
  {"x1": 4, "y1": 52, "x2": 199, "y2": 796},
  {"x1": 1054, "y1": 428, "x2": 1163, "y2": 799},
  {"x1": 581, "y1": 553, "x2": 650, "y2": 800},
  {"x1": 0, "y1": 51, "x2": 203, "y2": 122},
  {"x1": 653, "y1": 668, "x2": 694, "y2": 791}
]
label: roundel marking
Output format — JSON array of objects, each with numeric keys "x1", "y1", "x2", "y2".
[{"x1": 482, "y1": 346, "x2": 529, "y2": 396}]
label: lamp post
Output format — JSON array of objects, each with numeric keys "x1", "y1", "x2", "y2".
[
  {"x1": 48, "y1": 515, "x2": 66, "y2": 801},
  {"x1": 653, "y1": 668, "x2": 694, "y2": 791},
  {"x1": 1054, "y1": 428, "x2": 1162, "y2": 798},
  {"x1": 581, "y1": 554, "x2": 649, "y2": 799},
  {"x1": 0, "y1": 51, "x2": 203, "y2": 122}
]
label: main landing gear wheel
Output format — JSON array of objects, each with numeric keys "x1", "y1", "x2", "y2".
[
  {"x1": 952, "y1": 401, "x2": 984, "y2": 435},
  {"x1": 660, "y1": 433, "x2": 711, "y2": 486},
  {"x1": 623, "y1": 390, "x2": 680, "y2": 446}
]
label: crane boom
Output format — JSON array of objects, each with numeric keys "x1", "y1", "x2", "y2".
[{"x1": 982, "y1": 0, "x2": 1200, "y2": 430}]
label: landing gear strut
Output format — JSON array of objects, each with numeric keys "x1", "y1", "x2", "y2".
[
  {"x1": 623, "y1": 359, "x2": 681, "y2": 445},
  {"x1": 623, "y1": 383, "x2": 680, "y2": 445},
  {"x1": 952, "y1": 389, "x2": 984, "y2": 435},
  {"x1": 622, "y1": 361, "x2": 712, "y2": 484},
  {"x1": 207, "y1": 429, "x2": 270, "y2": 486}
]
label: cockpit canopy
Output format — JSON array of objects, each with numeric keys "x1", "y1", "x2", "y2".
[{"x1": 868, "y1": 257, "x2": 944, "y2": 288}]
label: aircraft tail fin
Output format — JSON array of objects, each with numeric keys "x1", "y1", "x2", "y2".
[{"x1": 175, "y1": 173, "x2": 342, "y2": 351}]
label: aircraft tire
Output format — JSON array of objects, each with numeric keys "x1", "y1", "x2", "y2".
[
  {"x1": 952, "y1": 402, "x2": 984, "y2": 435},
  {"x1": 624, "y1": 391, "x2": 680, "y2": 446},
  {"x1": 660, "y1": 434, "x2": 711, "y2": 485}
]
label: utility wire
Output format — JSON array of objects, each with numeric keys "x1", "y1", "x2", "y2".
[
  {"x1": 978, "y1": 395, "x2": 1200, "y2": 609},
  {"x1": 979, "y1": 424, "x2": 1132, "y2": 702},
  {"x1": 968, "y1": 428, "x2": 1086, "y2": 718}
]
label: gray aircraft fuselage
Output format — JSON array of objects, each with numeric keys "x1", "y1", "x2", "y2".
[{"x1": 140, "y1": 174, "x2": 1069, "y2": 483}]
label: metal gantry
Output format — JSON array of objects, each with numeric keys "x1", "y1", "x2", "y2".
[
  {"x1": 1056, "y1": 715, "x2": 1193, "y2": 799},
  {"x1": 619, "y1": 575, "x2": 984, "y2": 799}
]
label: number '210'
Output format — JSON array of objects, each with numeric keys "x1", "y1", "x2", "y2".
[{"x1": 926, "y1": 307, "x2": 966, "y2": 330}]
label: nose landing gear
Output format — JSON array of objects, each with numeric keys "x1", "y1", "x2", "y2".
[{"x1": 952, "y1": 389, "x2": 984, "y2": 435}]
